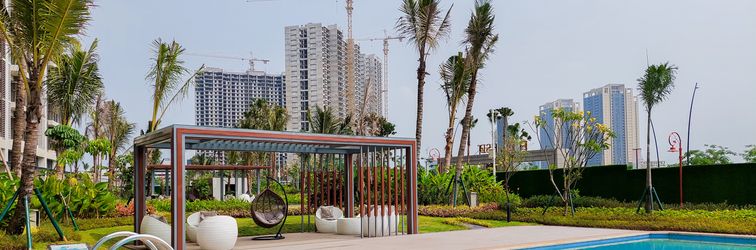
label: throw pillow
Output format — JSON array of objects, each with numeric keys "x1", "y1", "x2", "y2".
[
  {"x1": 320, "y1": 206, "x2": 334, "y2": 220},
  {"x1": 200, "y1": 211, "x2": 218, "y2": 222}
]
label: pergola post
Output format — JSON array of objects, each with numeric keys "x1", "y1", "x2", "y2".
[
  {"x1": 171, "y1": 129, "x2": 186, "y2": 249},
  {"x1": 406, "y1": 146, "x2": 419, "y2": 234},
  {"x1": 134, "y1": 145, "x2": 146, "y2": 234},
  {"x1": 345, "y1": 154, "x2": 354, "y2": 217}
]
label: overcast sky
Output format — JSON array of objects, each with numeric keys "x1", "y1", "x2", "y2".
[{"x1": 82, "y1": 0, "x2": 756, "y2": 163}]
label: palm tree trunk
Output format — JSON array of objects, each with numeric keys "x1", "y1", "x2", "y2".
[
  {"x1": 108, "y1": 150, "x2": 116, "y2": 189},
  {"x1": 452, "y1": 70, "x2": 480, "y2": 204},
  {"x1": 7, "y1": 80, "x2": 43, "y2": 234},
  {"x1": 10, "y1": 74, "x2": 26, "y2": 177},
  {"x1": 415, "y1": 57, "x2": 426, "y2": 162},
  {"x1": 645, "y1": 110, "x2": 653, "y2": 213},
  {"x1": 442, "y1": 109, "x2": 457, "y2": 173}
]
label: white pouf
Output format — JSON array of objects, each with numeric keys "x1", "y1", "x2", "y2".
[
  {"x1": 336, "y1": 217, "x2": 361, "y2": 235},
  {"x1": 140, "y1": 215, "x2": 172, "y2": 247},
  {"x1": 196, "y1": 216, "x2": 238, "y2": 250}
]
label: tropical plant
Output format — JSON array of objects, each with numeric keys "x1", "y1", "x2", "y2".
[
  {"x1": 34, "y1": 174, "x2": 116, "y2": 219},
  {"x1": 452, "y1": 0, "x2": 499, "y2": 205},
  {"x1": 637, "y1": 62, "x2": 677, "y2": 213},
  {"x1": 356, "y1": 112, "x2": 396, "y2": 137},
  {"x1": 238, "y1": 99, "x2": 289, "y2": 188},
  {"x1": 396, "y1": 0, "x2": 452, "y2": 159},
  {"x1": 683, "y1": 144, "x2": 737, "y2": 165},
  {"x1": 535, "y1": 108, "x2": 614, "y2": 215},
  {"x1": 146, "y1": 39, "x2": 204, "y2": 133},
  {"x1": 45, "y1": 125, "x2": 86, "y2": 177},
  {"x1": 0, "y1": 0, "x2": 94, "y2": 234},
  {"x1": 497, "y1": 122, "x2": 531, "y2": 220},
  {"x1": 308, "y1": 106, "x2": 351, "y2": 135},
  {"x1": 744, "y1": 145, "x2": 756, "y2": 163},
  {"x1": 115, "y1": 153, "x2": 134, "y2": 198},
  {"x1": 85, "y1": 94, "x2": 106, "y2": 181},
  {"x1": 85, "y1": 138, "x2": 111, "y2": 183},
  {"x1": 102, "y1": 100, "x2": 135, "y2": 189},
  {"x1": 440, "y1": 52, "x2": 470, "y2": 172},
  {"x1": 46, "y1": 39, "x2": 103, "y2": 126}
]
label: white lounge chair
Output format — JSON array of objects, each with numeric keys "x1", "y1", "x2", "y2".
[
  {"x1": 315, "y1": 206, "x2": 343, "y2": 233},
  {"x1": 140, "y1": 215, "x2": 172, "y2": 248}
]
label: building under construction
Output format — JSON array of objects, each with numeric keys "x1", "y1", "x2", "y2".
[{"x1": 284, "y1": 23, "x2": 382, "y2": 132}]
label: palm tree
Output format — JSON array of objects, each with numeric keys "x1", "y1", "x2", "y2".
[
  {"x1": 309, "y1": 106, "x2": 350, "y2": 135},
  {"x1": 396, "y1": 0, "x2": 452, "y2": 159},
  {"x1": 453, "y1": 0, "x2": 499, "y2": 204},
  {"x1": 86, "y1": 94, "x2": 106, "y2": 182},
  {"x1": 46, "y1": 39, "x2": 103, "y2": 126},
  {"x1": 0, "y1": 0, "x2": 94, "y2": 234},
  {"x1": 146, "y1": 39, "x2": 204, "y2": 133},
  {"x1": 238, "y1": 99, "x2": 289, "y2": 187},
  {"x1": 638, "y1": 62, "x2": 677, "y2": 213},
  {"x1": 103, "y1": 100, "x2": 135, "y2": 189},
  {"x1": 440, "y1": 53, "x2": 470, "y2": 172},
  {"x1": 46, "y1": 39, "x2": 103, "y2": 177}
]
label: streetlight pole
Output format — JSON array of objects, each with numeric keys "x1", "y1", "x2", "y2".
[
  {"x1": 686, "y1": 83, "x2": 699, "y2": 164},
  {"x1": 668, "y1": 132, "x2": 683, "y2": 207},
  {"x1": 489, "y1": 109, "x2": 499, "y2": 182}
]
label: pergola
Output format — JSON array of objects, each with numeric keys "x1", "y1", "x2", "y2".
[{"x1": 132, "y1": 125, "x2": 418, "y2": 249}]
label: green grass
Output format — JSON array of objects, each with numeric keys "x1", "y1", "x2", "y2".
[{"x1": 514, "y1": 207, "x2": 756, "y2": 235}]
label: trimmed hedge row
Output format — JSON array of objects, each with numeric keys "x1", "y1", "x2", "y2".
[{"x1": 501, "y1": 163, "x2": 755, "y2": 205}]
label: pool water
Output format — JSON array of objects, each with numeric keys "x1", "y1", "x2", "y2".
[
  {"x1": 584, "y1": 239, "x2": 754, "y2": 249},
  {"x1": 523, "y1": 233, "x2": 756, "y2": 250}
]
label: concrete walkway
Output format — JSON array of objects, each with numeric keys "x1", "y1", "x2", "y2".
[{"x1": 199, "y1": 226, "x2": 646, "y2": 250}]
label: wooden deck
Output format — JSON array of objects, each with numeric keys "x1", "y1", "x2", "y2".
[{"x1": 186, "y1": 226, "x2": 646, "y2": 249}]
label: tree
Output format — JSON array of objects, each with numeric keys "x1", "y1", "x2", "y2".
[
  {"x1": 440, "y1": 52, "x2": 470, "y2": 172},
  {"x1": 396, "y1": 0, "x2": 452, "y2": 160},
  {"x1": 45, "y1": 125, "x2": 86, "y2": 177},
  {"x1": 638, "y1": 62, "x2": 677, "y2": 213},
  {"x1": 86, "y1": 94, "x2": 106, "y2": 181},
  {"x1": 452, "y1": 0, "x2": 499, "y2": 205},
  {"x1": 683, "y1": 144, "x2": 736, "y2": 165},
  {"x1": 356, "y1": 112, "x2": 396, "y2": 137},
  {"x1": 308, "y1": 106, "x2": 352, "y2": 135},
  {"x1": 146, "y1": 39, "x2": 204, "y2": 133},
  {"x1": 46, "y1": 39, "x2": 103, "y2": 126},
  {"x1": 238, "y1": 99, "x2": 289, "y2": 188},
  {"x1": 85, "y1": 138, "x2": 111, "y2": 183},
  {"x1": 0, "y1": 0, "x2": 94, "y2": 234},
  {"x1": 744, "y1": 145, "x2": 756, "y2": 163},
  {"x1": 103, "y1": 100, "x2": 135, "y2": 189},
  {"x1": 497, "y1": 122, "x2": 531, "y2": 221},
  {"x1": 536, "y1": 109, "x2": 613, "y2": 215}
]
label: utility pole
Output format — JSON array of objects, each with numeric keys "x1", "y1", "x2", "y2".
[{"x1": 489, "y1": 109, "x2": 498, "y2": 182}]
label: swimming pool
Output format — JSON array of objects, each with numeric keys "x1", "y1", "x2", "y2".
[{"x1": 521, "y1": 233, "x2": 756, "y2": 249}]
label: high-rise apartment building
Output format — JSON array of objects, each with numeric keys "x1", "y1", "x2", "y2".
[
  {"x1": 537, "y1": 99, "x2": 581, "y2": 150},
  {"x1": 194, "y1": 67, "x2": 285, "y2": 128},
  {"x1": 583, "y1": 84, "x2": 639, "y2": 166},
  {"x1": 284, "y1": 23, "x2": 382, "y2": 132},
  {"x1": 0, "y1": 42, "x2": 58, "y2": 170}
]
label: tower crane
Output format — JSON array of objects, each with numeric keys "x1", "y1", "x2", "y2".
[
  {"x1": 345, "y1": 0, "x2": 356, "y2": 117},
  {"x1": 185, "y1": 52, "x2": 270, "y2": 72},
  {"x1": 357, "y1": 31, "x2": 405, "y2": 119}
]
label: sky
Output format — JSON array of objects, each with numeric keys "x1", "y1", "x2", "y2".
[{"x1": 81, "y1": 0, "x2": 756, "y2": 164}]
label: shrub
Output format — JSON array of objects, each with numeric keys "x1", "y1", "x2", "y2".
[
  {"x1": 418, "y1": 202, "x2": 499, "y2": 217},
  {"x1": 521, "y1": 194, "x2": 627, "y2": 208}
]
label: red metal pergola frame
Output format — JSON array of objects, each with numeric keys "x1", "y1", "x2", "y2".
[{"x1": 132, "y1": 125, "x2": 418, "y2": 250}]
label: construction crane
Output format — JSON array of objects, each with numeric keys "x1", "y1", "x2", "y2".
[
  {"x1": 357, "y1": 31, "x2": 405, "y2": 119},
  {"x1": 185, "y1": 52, "x2": 270, "y2": 72},
  {"x1": 345, "y1": 0, "x2": 356, "y2": 117}
]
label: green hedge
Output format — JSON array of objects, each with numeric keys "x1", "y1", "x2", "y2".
[{"x1": 501, "y1": 163, "x2": 755, "y2": 205}]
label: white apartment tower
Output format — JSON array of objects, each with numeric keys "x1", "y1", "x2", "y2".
[
  {"x1": 583, "y1": 84, "x2": 640, "y2": 166},
  {"x1": 194, "y1": 67, "x2": 285, "y2": 128},
  {"x1": 0, "y1": 41, "x2": 57, "y2": 170},
  {"x1": 284, "y1": 23, "x2": 382, "y2": 132}
]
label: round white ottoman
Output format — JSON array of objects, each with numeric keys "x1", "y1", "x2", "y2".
[
  {"x1": 196, "y1": 216, "x2": 238, "y2": 250},
  {"x1": 336, "y1": 217, "x2": 361, "y2": 235}
]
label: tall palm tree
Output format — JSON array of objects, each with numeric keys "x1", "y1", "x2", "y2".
[
  {"x1": 146, "y1": 39, "x2": 204, "y2": 133},
  {"x1": 308, "y1": 106, "x2": 351, "y2": 135},
  {"x1": 440, "y1": 52, "x2": 470, "y2": 172},
  {"x1": 238, "y1": 99, "x2": 289, "y2": 188},
  {"x1": 396, "y1": 0, "x2": 452, "y2": 159},
  {"x1": 0, "y1": 0, "x2": 93, "y2": 234},
  {"x1": 86, "y1": 94, "x2": 106, "y2": 182},
  {"x1": 46, "y1": 39, "x2": 103, "y2": 126},
  {"x1": 638, "y1": 62, "x2": 677, "y2": 213},
  {"x1": 46, "y1": 39, "x2": 103, "y2": 177},
  {"x1": 453, "y1": 0, "x2": 499, "y2": 204},
  {"x1": 103, "y1": 100, "x2": 135, "y2": 189}
]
